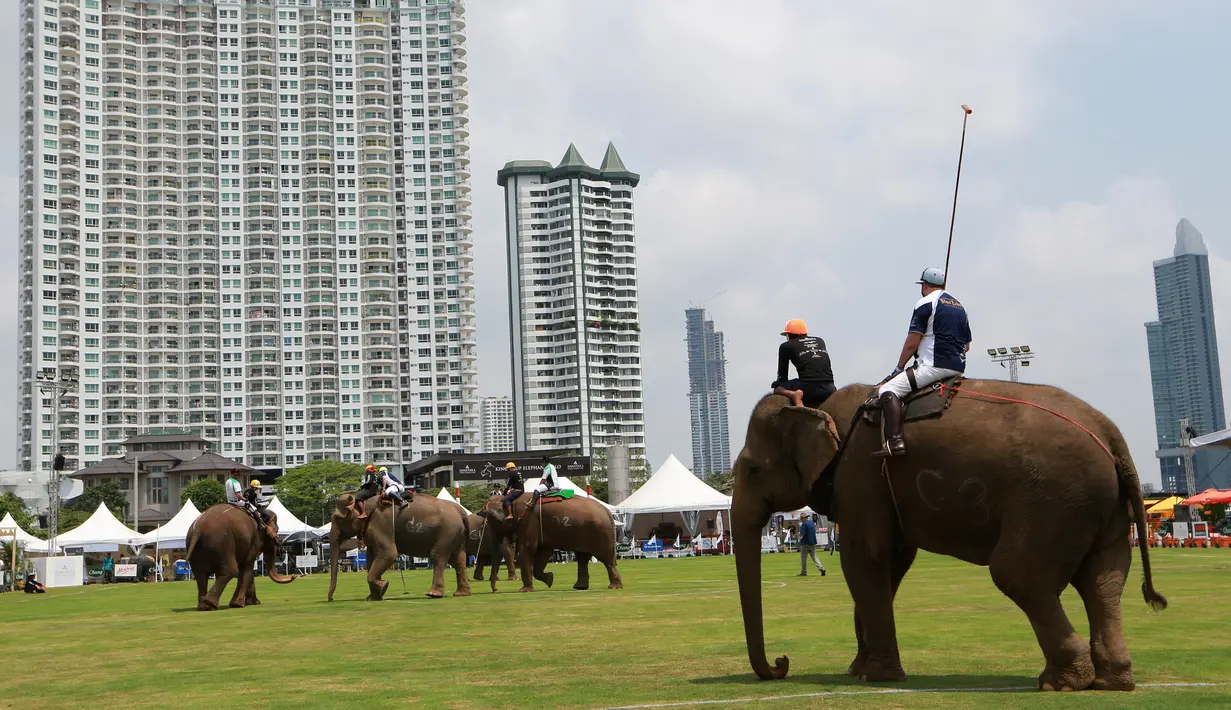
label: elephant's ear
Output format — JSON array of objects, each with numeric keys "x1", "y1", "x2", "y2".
[
  {"x1": 335, "y1": 493, "x2": 356, "y2": 513},
  {"x1": 777, "y1": 406, "x2": 841, "y2": 494}
]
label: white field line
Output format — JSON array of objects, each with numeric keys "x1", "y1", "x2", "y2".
[{"x1": 595, "y1": 682, "x2": 1231, "y2": 709}]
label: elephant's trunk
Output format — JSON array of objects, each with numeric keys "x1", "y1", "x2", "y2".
[
  {"x1": 733, "y1": 475, "x2": 788, "y2": 680},
  {"x1": 264, "y1": 536, "x2": 296, "y2": 584},
  {"x1": 327, "y1": 522, "x2": 340, "y2": 601}
]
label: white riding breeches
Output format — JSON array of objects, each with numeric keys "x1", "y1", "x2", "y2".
[
  {"x1": 384, "y1": 482, "x2": 404, "y2": 496},
  {"x1": 533, "y1": 482, "x2": 551, "y2": 496},
  {"x1": 878, "y1": 365, "x2": 962, "y2": 398}
]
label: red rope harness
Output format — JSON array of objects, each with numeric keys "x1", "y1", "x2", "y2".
[{"x1": 936, "y1": 383, "x2": 1115, "y2": 461}]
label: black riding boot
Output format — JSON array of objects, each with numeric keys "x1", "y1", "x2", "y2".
[
  {"x1": 389, "y1": 490, "x2": 408, "y2": 507},
  {"x1": 872, "y1": 392, "x2": 907, "y2": 458}
]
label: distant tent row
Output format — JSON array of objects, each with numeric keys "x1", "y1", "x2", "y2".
[
  {"x1": 6, "y1": 496, "x2": 328, "y2": 554},
  {"x1": 614, "y1": 455, "x2": 732, "y2": 541}
]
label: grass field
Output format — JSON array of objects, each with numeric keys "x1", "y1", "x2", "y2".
[{"x1": 2, "y1": 549, "x2": 1228, "y2": 709}]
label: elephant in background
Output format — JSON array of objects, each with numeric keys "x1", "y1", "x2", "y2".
[
  {"x1": 466, "y1": 512, "x2": 517, "y2": 583},
  {"x1": 185, "y1": 504, "x2": 296, "y2": 611},
  {"x1": 479, "y1": 493, "x2": 622, "y2": 592},
  {"x1": 328, "y1": 492, "x2": 471, "y2": 601},
  {"x1": 732, "y1": 381, "x2": 1165, "y2": 692}
]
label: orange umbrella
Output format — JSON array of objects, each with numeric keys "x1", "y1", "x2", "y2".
[{"x1": 1180, "y1": 488, "x2": 1231, "y2": 506}]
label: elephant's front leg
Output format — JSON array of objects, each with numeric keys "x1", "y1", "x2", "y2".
[
  {"x1": 840, "y1": 545, "x2": 906, "y2": 682},
  {"x1": 517, "y1": 540, "x2": 537, "y2": 593},
  {"x1": 229, "y1": 560, "x2": 254, "y2": 608},
  {"x1": 850, "y1": 545, "x2": 917, "y2": 677},
  {"x1": 450, "y1": 549, "x2": 472, "y2": 597},
  {"x1": 573, "y1": 552, "x2": 591, "y2": 590},
  {"x1": 532, "y1": 547, "x2": 554, "y2": 589},
  {"x1": 474, "y1": 553, "x2": 487, "y2": 581},
  {"x1": 365, "y1": 547, "x2": 394, "y2": 601},
  {"x1": 244, "y1": 571, "x2": 261, "y2": 606},
  {"x1": 504, "y1": 542, "x2": 519, "y2": 581},
  {"x1": 423, "y1": 551, "x2": 446, "y2": 598}
]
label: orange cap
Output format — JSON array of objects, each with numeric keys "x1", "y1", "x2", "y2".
[{"x1": 781, "y1": 319, "x2": 807, "y2": 336}]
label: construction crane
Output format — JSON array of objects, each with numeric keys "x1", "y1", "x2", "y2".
[
  {"x1": 688, "y1": 290, "x2": 727, "y2": 310},
  {"x1": 1179, "y1": 418, "x2": 1199, "y2": 518}
]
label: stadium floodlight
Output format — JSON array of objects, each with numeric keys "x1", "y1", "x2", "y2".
[{"x1": 988, "y1": 344, "x2": 1037, "y2": 383}]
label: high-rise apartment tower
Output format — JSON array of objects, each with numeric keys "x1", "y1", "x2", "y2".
[
  {"x1": 1145, "y1": 218, "x2": 1227, "y2": 492},
  {"x1": 18, "y1": 0, "x2": 479, "y2": 476},
  {"x1": 497, "y1": 143, "x2": 645, "y2": 463},
  {"x1": 478, "y1": 395, "x2": 513, "y2": 453},
  {"x1": 685, "y1": 307, "x2": 730, "y2": 478}
]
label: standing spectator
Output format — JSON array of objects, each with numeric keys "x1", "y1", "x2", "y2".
[
  {"x1": 797, "y1": 513, "x2": 826, "y2": 577},
  {"x1": 102, "y1": 553, "x2": 114, "y2": 584}
]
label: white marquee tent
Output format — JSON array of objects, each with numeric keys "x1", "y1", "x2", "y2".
[
  {"x1": 615, "y1": 455, "x2": 732, "y2": 541},
  {"x1": 436, "y1": 487, "x2": 472, "y2": 514},
  {"x1": 0, "y1": 512, "x2": 61, "y2": 554},
  {"x1": 56, "y1": 503, "x2": 142, "y2": 551},
  {"x1": 265, "y1": 496, "x2": 318, "y2": 538},
  {"x1": 136, "y1": 500, "x2": 201, "y2": 549}
]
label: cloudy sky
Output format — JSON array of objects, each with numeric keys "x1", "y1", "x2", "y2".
[{"x1": 3, "y1": 1, "x2": 1230, "y2": 487}]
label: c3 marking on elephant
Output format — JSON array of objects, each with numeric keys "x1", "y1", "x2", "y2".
[{"x1": 914, "y1": 469, "x2": 991, "y2": 526}]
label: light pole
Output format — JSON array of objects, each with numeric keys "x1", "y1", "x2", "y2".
[
  {"x1": 987, "y1": 345, "x2": 1036, "y2": 383},
  {"x1": 37, "y1": 367, "x2": 79, "y2": 553}
]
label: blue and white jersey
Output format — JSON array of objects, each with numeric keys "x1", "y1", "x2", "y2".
[
  {"x1": 382, "y1": 471, "x2": 402, "y2": 486},
  {"x1": 908, "y1": 290, "x2": 972, "y2": 371}
]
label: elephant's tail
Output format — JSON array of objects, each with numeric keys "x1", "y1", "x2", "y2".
[{"x1": 1113, "y1": 439, "x2": 1167, "y2": 611}]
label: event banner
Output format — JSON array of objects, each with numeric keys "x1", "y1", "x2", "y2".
[
  {"x1": 115, "y1": 563, "x2": 139, "y2": 578},
  {"x1": 452, "y1": 456, "x2": 590, "y2": 482}
]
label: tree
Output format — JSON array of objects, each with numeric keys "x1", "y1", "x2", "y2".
[
  {"x1": 181, "y1": 478, "x2": 226, "y2": 510},
  {"x1": 274, "y1": 460, "x2": 364, "y2": 528},
  {"x1": 0, "y1": 492, "x2": 34, "y2": 531},
  {"x1": 707, "y1": 468, "x2": 735, "y2": 496},
  {"x1": 457, "y1": 483, "x2": 494, "y2": 514},
  {"x1": 57, "y1": 508, "x2": 91, "y2": 534},
  {"x1": 71, "y1": 482, "x2": 130, "y2": 515}
]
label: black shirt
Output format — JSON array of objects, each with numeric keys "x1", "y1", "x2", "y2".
[
  {"x1": 505, "y1": 471, "x2": 523, "y2": 493},
  {"x1": 778, "y1": 336, "x2": 834, "y2": 384}
]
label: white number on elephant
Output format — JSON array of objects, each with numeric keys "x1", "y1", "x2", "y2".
[{"x1": 552, "y1": 515, "x2": 572, "y2": 527}]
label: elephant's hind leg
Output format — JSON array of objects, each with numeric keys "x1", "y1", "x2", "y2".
[
  {"x1": 989, "y1": 530, "x2": 1094, "y2": 691},
  {"x1": 1072, "y1": 514, "x2": 1135, "y2": 691},
  {"x1": 194, "y1": 572, "x2": 213, "y2": 611}
]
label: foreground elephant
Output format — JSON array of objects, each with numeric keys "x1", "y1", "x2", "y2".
[
  {"x1": 466, "y1": 512, "x2": 517, "y2": 583},
  {"x1": 480, "y1": 494, "x2": 622, "y2": 592},
  {"x1": 185, "y1": 504, "x2": 296, "y2": 610},
  {"x1": 328, "y1": 492, "x2": 471, "y2": 600},
  {"x1": 733, "y1": 382, "x2": 1165, "y2": 691}
]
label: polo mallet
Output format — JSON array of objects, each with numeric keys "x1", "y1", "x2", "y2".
[
  {"x1": 942, "y1": 104, "x2": 973, "y2": 288},
  {"x1": 392, "y1": 494, "x2": 408, "y2": 596}
]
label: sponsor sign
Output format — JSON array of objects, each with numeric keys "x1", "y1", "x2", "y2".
[
  {"x1": 452, "y1": 456, "x2": 590, "y2": 482},
  {"x1": 295, "y1": 555, "x2": 319, "y2": 569},
  {"x1": 115, "y1": 563, "x2": 139, "y2": 578}
]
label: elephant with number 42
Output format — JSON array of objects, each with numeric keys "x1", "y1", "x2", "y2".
[
  {"x1": 479, "y1": 493, "x2": 622, "y2": 592},
  {"x1": 328, "y1": 492, "x2": 471, "y2": 601},
  {"x1": 732, "y1": 381, "x2": 1165, "y2": 692},
  {"x1": 185, "y1": 504, "x2": 296, "y2": 611}
]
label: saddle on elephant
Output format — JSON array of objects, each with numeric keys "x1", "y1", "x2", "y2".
[{"x1": 860, "y1": 375, "x2": 963, "y2": 425}]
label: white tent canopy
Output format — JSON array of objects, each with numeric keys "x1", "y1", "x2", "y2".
[
  {"x1": 436, "y1": 487, "x2": 472, "y2": 515},
  {"x1": 523, "y1": 475, "x2": 616, "y2": 512},
  {"x1": 264, "y1": 495, "x2": 319, "y2": 538},
  {"x1": 615, "y1": 455, "x2": 732, "y2": 514},
  {"x1": 137, "y1": 499, "x2": 201, "y2": 549},
  {"x1": 0, "y1": 512, "x2": 61, "y2": 554},
  {"x1": 1194, "y1": 427, "x2": 1231, "y2": 450},
  {"x1": 57, "y1": 503, "x2": 142, "y2": 550}
]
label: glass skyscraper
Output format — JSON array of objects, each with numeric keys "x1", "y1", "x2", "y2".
[
  {"x1": 1145, "y1": 218, "x2": 1227, "y2": 493},
  {"x1": 685, "y1": 307, "x2": 730, "y2": 478}
]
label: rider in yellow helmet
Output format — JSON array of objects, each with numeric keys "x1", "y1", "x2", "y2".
[
  {"x1": 501, "y1": 462, "x2": 524, "y2": 518},
  {"x1": 241, "y1": 478, "x2": 275, "y2": 538}
]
